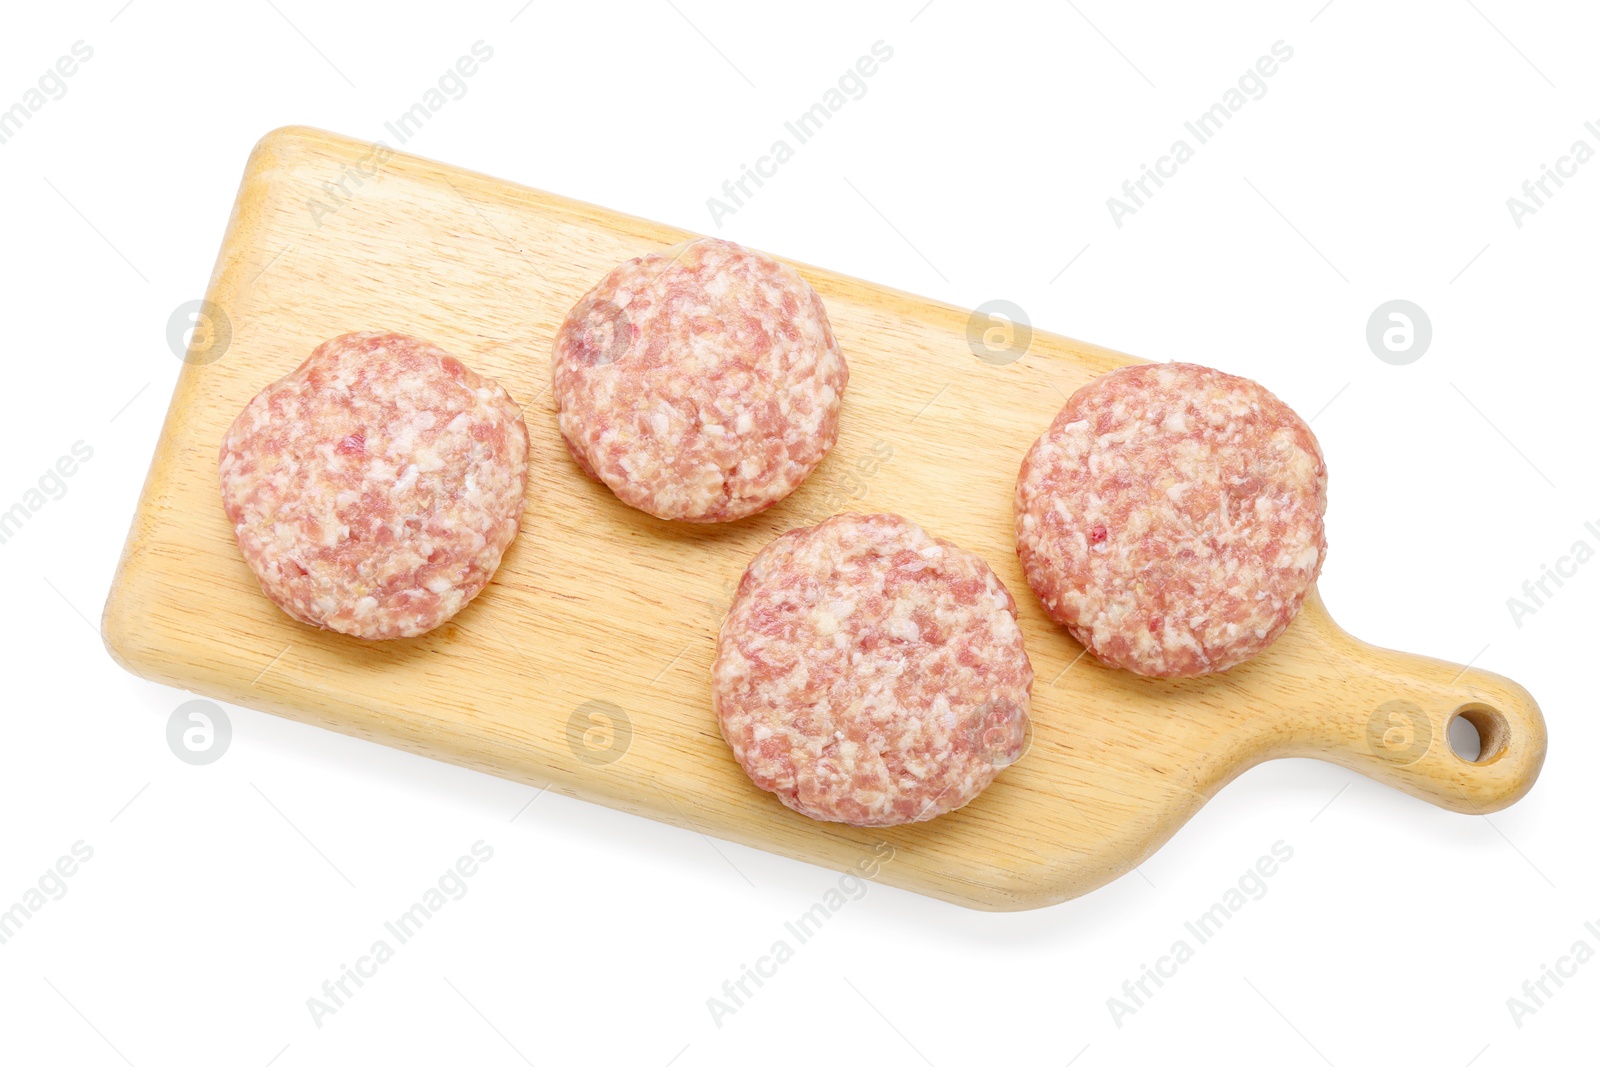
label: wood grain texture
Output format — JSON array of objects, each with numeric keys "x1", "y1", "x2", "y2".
[{"x1": 102, "y1": 127, "x2": 1547, "y2": 911}]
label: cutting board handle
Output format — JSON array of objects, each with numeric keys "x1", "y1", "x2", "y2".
[{"x1": 1276, "y1": 596, "x2": 1547, "y2": 814}]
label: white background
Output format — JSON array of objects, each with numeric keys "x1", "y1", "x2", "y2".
[{"x1": 1, "y1": 1, "x2": 1595, "y2": 1064}]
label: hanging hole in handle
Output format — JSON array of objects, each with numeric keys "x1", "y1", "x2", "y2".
[{"x1": 1449, "y1": 704, "x2": 1509, "y2": 764}]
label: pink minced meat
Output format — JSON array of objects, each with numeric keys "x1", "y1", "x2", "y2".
[
  {"x1": 552, "y1": 237, "x2": 847, "y2": 522},
  {"x1": 712, "y1": 513, "x2": 1033, "y2": 827},
  {"x1": 220, "y1": 332, "x2": 530, "y2": 640},
  {"x1": 1015, "y1": 362, "x2": 1327, "y2": 678}
]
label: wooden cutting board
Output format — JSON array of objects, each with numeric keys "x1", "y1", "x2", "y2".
[{"x1": 103, "y1": 126, "x2": 1546, "y2": 911}]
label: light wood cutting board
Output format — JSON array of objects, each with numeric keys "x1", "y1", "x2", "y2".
[{"x1": 103, "y1": 126, "x2": 1547, "y2": 911}]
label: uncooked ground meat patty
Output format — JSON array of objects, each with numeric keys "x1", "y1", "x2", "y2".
[
  {"x1": 1015, "y1": 362, "x2": 1327, "y2": 678},
  {"x1": 712, "y1": 513, "x2": 1033, "y2": 827},
  {"x1": 552, "y1": 237, "x2": 847, "y2": 522},
  {"x1": 220, "y1": 332, "x2": 530, "y2": 640}
]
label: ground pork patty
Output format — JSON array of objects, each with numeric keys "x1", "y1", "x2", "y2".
[
  {"x1": 220, "y1": 331, "x2": 530, "y2": 640},
  {"x1": 1015, "y1": 362, "x2": 1327, "y2": 678},
  {"x1": 712, "y1": 513, "x2": 1033, "y2": 827},
  {"x1": 552, "y1": 237, "x2": 847, "y2": 522}
]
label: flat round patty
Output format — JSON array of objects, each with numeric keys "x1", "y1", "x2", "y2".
[
  {"x1": 220, "y1": 331, "x2": 530, "y2": 640},
  {"x1": 552, "y1": 237, "x2": 847, "y2": 522},
  {"x1": 713, "y1": 513, "x2": 1033, "y2": 827},
  {"x1": 1015, "y1": 362, "x2": 1327, "y2": 678}
]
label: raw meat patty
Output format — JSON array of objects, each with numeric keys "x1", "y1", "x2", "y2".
[
  {"x1": 712, "y1": 513, "x2": 1033, "y2": 827},
  {"x1": 552, "y1": 237, "x2": 847, "y2": 522},
  {"x1": 220, "y1": 331, "x2": 530, "y2": 640},
  {"x1": 1015, "y1": 362, "x2": 1327, "y2": 678}
]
